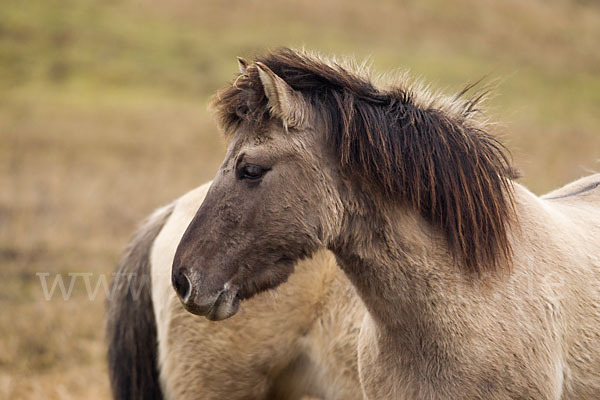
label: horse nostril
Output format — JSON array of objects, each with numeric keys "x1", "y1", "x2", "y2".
[{"x1": 172, "y1": 271, "x2": 192, "y2": 303}]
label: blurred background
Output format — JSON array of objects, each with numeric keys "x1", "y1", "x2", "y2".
[{"x1": 0, "y1": 0, "x2": 598, "y2": 398}]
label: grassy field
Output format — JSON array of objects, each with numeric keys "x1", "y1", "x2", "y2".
[{"x1": 1, "y1": 0, "x2": 599, "y2": 398}]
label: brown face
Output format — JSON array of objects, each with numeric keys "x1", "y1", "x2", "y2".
[{"x1": 172, "y1": 118, "x2": 341, "y2": 320}]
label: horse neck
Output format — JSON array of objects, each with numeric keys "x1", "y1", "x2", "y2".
[{"x1": 329, "y1": 191, "x2": 472, "y2": 331}]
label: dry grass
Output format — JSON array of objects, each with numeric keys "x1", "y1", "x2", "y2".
[{"x1": 1, "y1": 0, "x2": 599, "y2": 398}]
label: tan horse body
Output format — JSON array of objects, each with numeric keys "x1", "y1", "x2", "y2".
[{"x1": 148, "y1": 182, "x2": 364, "y2": 399}]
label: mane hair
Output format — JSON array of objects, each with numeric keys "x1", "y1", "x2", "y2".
[{"x1": 212, "y1": 48, "x2": 517, "y2": 275}]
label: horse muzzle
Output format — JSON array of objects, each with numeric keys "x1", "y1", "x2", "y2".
[{"x1": 172, "y1": 270, "x2": 240, "y2": 321}]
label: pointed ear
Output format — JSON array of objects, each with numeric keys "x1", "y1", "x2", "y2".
[
  {"x1": 255, "y1": 62, "x2": 307, "y2": 128},
  {"x1": 237, "y1": 57, "x2": 248, "y2": 74}
]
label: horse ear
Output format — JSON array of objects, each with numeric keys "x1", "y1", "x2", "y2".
[
  {"x1": 255, "y1": 61, "x2": 307, "y2": 128},
  {"x1": 237, "y1": 57, "x2": 248, "y2": 74}
]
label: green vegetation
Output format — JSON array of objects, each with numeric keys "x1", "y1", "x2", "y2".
[{"x1": 1, "y1": 0, "x2": 599, "y2": 398}]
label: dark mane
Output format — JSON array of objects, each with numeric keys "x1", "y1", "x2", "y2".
[{"x1": 212, "y1": 48, "x2": 517, "y2": 274}]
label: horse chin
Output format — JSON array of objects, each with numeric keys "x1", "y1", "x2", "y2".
[{"x1": 206, "y1": 289, "x2": 241, "y2": 321}]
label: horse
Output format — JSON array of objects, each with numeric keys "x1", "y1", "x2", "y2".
[
  {"x1": 171, "y1": 48, "x2": 600, "y2": 399},
  {"x1": 106, "y1": 181, "x2": 365, "y2": 400}
]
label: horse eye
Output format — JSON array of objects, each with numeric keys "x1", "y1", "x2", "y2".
[{"x1": 240, "y1": 164, "x2": 266, "y2": 180}]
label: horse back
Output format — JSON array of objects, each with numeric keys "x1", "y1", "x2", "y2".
[{"x1": 542, "y1": 173, "x2": 600, "y2": 203}]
